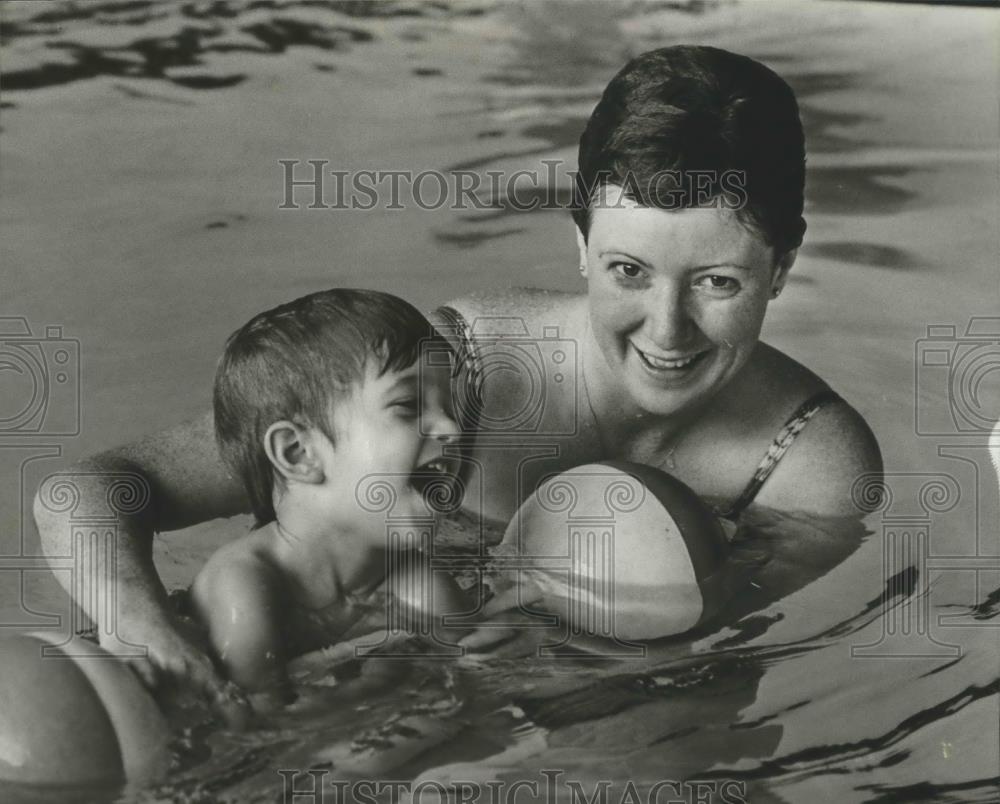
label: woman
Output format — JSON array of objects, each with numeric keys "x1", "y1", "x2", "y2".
[{"x1": 34, "y1": 46, "x2": 880, "y2": 712}]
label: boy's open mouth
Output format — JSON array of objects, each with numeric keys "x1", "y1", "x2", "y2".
[{"x1": 409, "y1": 458, "x2": 462, "y2": 510}]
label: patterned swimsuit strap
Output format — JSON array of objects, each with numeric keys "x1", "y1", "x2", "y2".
[{"x1": 722, "y1": 389, "x2": 843, "y2": 520}]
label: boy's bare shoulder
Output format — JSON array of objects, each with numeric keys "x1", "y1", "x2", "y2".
[{"x1": 192, "y1": 533, "x2": 280, "y2": 607}]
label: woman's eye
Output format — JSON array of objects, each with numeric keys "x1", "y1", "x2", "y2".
[
  {"x1": 611, "y1": 262, "x2": 644, "y2": 280},
  {"x1": 697, "y1": 275, "x2": 740, "y2": 293}
]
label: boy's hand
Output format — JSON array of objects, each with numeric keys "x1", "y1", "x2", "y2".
[{"x1": 105, "y1": 612, "x2": 251, "y2": 727}]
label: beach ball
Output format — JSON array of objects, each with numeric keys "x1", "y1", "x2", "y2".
[
  {"x1": 504, "y1": 461, "x2": 732, "y2": 639},
  {"x1": 0, "y1": 632, "x2": 170, "y2": 786}
]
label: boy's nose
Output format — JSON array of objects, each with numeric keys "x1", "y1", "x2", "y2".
[
  {"x1": 436, "y1": 422, "x2": 461, "y2": 443},
  {"x1": 428, "y1": 409, "x2": 461, "y2": 442}
]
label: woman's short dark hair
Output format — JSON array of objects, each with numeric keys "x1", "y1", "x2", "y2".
[
  {"x1": 573, "y1": 45, "x2": 806, "y2": 253},
  {"x1": 213, "y1": 288, "x2": 439, "y2": 527}
]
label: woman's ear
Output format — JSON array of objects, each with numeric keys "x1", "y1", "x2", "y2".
[
  {"x1": 771, "y1": 248, "x2": 797, "y2": 296},
  {"x1": 575, "y1": 225, "x2": 589, "y2": 278},
  {"x1": 263, "y1": 421, "x2": 325, "y2": 484}
]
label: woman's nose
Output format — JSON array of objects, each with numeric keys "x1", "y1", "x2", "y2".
[{"x1": 644, "y1": 285, "x2": 695, "y2": 348}]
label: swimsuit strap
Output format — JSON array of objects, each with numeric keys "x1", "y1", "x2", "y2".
[
  {"x1": 722, "y1": 389, "x2": 843, "y2": 520},
  {"x1": 432, "y1": 305, "x2": 485, "y2": 431}
]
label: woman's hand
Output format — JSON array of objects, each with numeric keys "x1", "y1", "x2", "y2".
[{"x1": 113, "y1": 608, "x2": 251, "y2": 727}]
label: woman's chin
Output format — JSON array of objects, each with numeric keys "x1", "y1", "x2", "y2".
[{"x1": 626, "y1": 383, "x2": 702, "y2": 418}]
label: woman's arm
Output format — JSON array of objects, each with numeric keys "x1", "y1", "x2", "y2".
[{"x1": 32, "y1": 412, "x2": 251, "y2": 713}]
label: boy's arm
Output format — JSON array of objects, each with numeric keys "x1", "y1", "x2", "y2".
[
  {"x1": 32, "y1": 413, "x2": 251, "y2": 716},
  {"x1": 191, "y1": 554, "x2": 293, "y2": 708}
]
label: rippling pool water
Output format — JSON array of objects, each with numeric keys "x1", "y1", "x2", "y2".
[{"x1": 1, "y1": 1, "x2": 998, "y2": 802}]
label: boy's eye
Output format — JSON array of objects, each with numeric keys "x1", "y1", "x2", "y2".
[{"x1": 390, "y1": 397, "x2": 419, "y2": 414}]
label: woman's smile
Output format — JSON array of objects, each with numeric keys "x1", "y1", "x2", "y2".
[{"x1": 629, "y1": 341, "x2": 712, "y2": 378}]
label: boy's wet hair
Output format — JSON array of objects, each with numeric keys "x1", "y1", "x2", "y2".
[
  {"x1": 213, "y1": 288, "x2": 443, "y2": 527},
  {"x1": 574, "y1": 45, "x2": 806, "y2": 253}
]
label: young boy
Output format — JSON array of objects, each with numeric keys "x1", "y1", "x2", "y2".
[{"x1": 191, "y1": 289, "x2": 465, "y2": 707}]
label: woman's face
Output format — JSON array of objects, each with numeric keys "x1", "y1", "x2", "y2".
[{"x1": 578, "y1": 185, "x2": 794, "y2": 418}]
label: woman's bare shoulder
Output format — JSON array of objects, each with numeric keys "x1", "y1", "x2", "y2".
[
  {"x1": 441, "y1": 288, "x2": 584, "y2": 434},
  {"x1": 757, "y1": 399, "x2": 882, "y2": 517},
  {"x1": 745, "y1": 344, "x2": 883, "y2": 517},
  {"x1": 441, "y1": 287, "x2": 582, "y2": 336}
]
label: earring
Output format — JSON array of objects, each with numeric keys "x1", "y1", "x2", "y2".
[
  {"x1": 771, "y1": 286, "x2": 783, "y2": 298},
  {"x1": 579, "y1": 264, "x2": 587, "y2": 276}
]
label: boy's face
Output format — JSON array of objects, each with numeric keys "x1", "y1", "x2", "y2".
[{"x1": 317, "y1": 349, "x2": 461, "y2": 539}]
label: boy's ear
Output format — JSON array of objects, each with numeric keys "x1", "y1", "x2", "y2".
[{"x1": 264, "y1": 421, "x2": 325, "y2": 484}]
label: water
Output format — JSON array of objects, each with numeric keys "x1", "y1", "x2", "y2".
[{"x1": 1, "y1": 1, "x2": 998, "y2": 802}]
